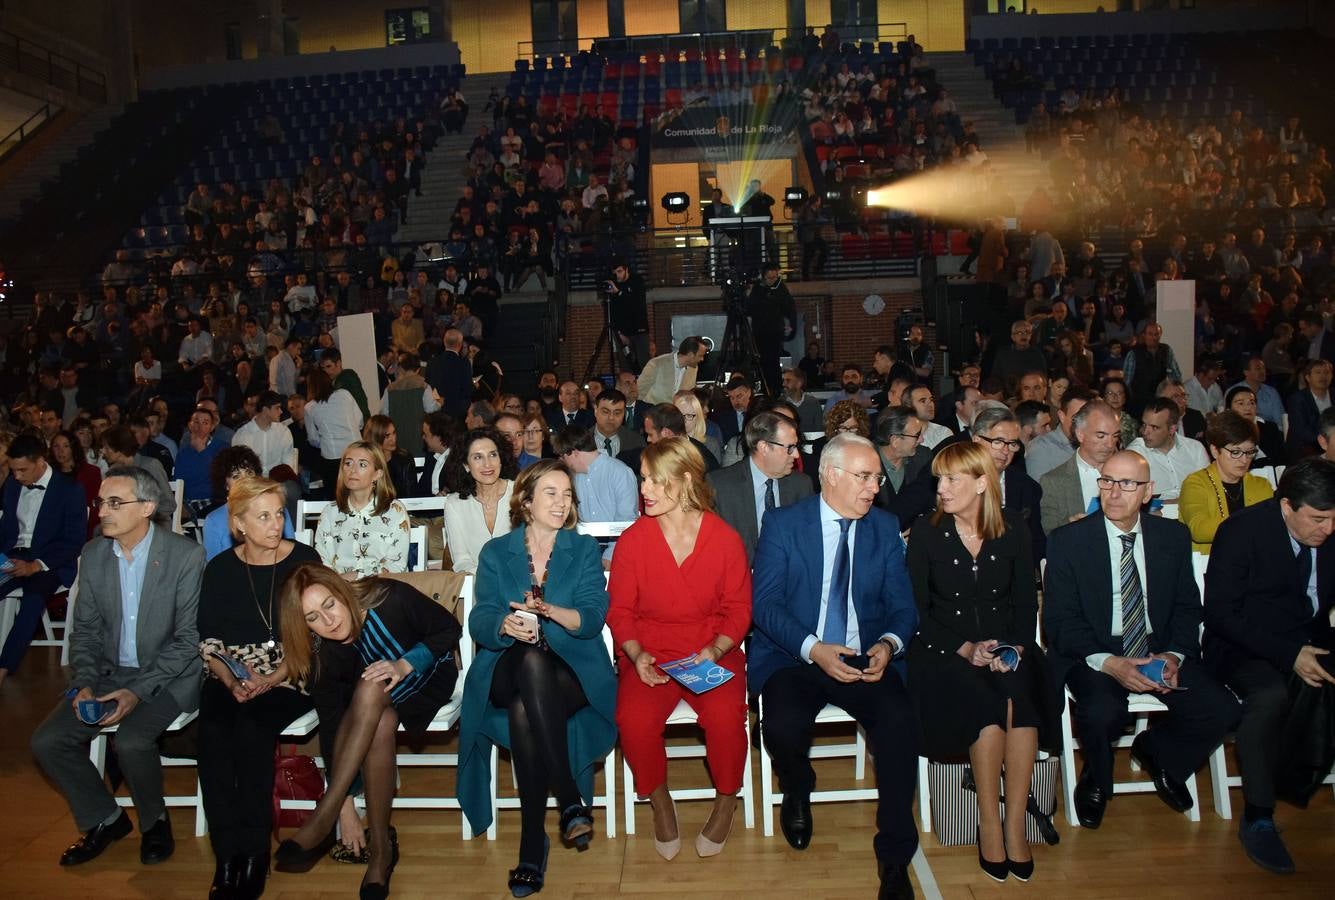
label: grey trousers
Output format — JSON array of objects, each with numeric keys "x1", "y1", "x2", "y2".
[{"x1": 31, "y1": 671, "x2": 184, "y2": 833}]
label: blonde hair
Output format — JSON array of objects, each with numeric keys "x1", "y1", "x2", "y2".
[
  {"x1": 928, "y1": 441, "x2": 1006, "y2": 541},
  {"x1": 641, "y1": 436, "x2": 715, "y2": 513},
  {"x1": 227, "y1": 475, "x2": 288, "y2": 541},
  {"x1": 673, "y1": 390, "x2": 708, "y2": 442},
  {"x1": 509, "y1": 459, "x2": 580, "y2": 529},
  {"x1": 335, "y1": 440, "x2": 396, "y2": 515}
]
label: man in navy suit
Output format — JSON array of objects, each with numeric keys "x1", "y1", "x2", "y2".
[
  {"x1": 0, "y1": 433, "x2": 88, "y2": 684},
  {"x1": 752, "y1": 433, "x2": 918, "y2": 900},
  {"x1": 1045, "y1": 451, "x2": 1240, "y2": 830},
  {"x1": 543, "y1": 380, "x2": 594, "y2": 433},
  {"x1": 424, "y1": 328, "x2": 473, "y2": 419},
  {"x1": 1204, "y1": 458, "x2": 1335, "y2": 874}
]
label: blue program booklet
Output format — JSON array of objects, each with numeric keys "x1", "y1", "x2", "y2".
[
  {"x1": 658, "y1": 655, "x2": 734, "y2": 694},
  {"x1": 1137, "y1": 657, "x2": 1188, "y2": 691},
  {"x1": 993, "y1": 643, "x2": 1022, "y2": 671},
  {"x1": 209, "y1": 651, "x2": 252, "y2": 682}
]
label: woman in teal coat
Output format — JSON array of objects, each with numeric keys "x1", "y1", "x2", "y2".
[{"x1": 458, "y1": 459, "x2": 617, "y2": 898}]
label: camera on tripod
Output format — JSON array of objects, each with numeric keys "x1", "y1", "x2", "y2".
[{"x1": 720, "y1": 267, "x2": 754, "y2": 313}]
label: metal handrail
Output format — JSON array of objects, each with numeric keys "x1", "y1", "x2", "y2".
[
  {"x1": 0, "y1": 102, "x2": 55, "y2": 161},
  {"x1": 0, "y1": 29, "x2": 108, "y2": 103},
  {"x1": 516, "y1": 22, "x2": 911, "y2": 63}
]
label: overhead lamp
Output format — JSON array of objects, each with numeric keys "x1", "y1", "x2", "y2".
[{"x1": 660, "y1": 192, "x2": 690, "y2": 213}]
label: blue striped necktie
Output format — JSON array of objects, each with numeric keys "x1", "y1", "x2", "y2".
[
  {"x1": 822, "y1": 518, "x2": 853, "y2": 646},
  {"x1": 1120, "y1": 532, "x2": 1149, "y2": 658}
]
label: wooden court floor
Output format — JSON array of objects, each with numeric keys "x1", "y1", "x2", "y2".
[{"x1": 1, "y1": 648, "x2": 1332, "y2": 899}]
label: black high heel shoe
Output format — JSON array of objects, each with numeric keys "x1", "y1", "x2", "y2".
[
  {"x1": 359, "y1": 839, "x2": 400, "y2": 900},
  {"x1": 559, "y1": 803, "x2": 594, "y2": 849},
  {"x1": 977, "y1": 827, "x2": 1008, "y2": 883},
  {"x1": 1006, "y1": 830, "x2": 1034, "y2": 882},
  {"x1": 274, "y1": 831, "x2": 336, "y2": 873},
  {"x1": 508, "y1": 835, "x2": 549, "y2": 898}
]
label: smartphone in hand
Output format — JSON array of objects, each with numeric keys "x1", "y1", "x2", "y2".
[
  {"x1": 841, "y1": 652, "x2": 871, "y2": 671},
  {"x1": 513, "y1": 609, "x2": 541, "y2": 644}
]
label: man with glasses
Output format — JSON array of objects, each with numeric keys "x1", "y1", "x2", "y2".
[
  {"x1": 973, "y1": 404, "x2": 1045, "y2": 561},
  {"x1": 1040, "y1": 400, "x2": 1122, "y2": 534},
  {"x1": 992, "y1": 321, "x2": 1048, "y2": 385},
  {"x1": 494, "y1": 413, "x2": 530, "y2": 467},
  {"x1": 709, "y1": 411, "x2": 813, "y2": 562},
  {"x1": 31, "y1": 466, "x2": 204, "y2": 867},
  {"x1": 1045, "y1": 450, "x2": 1240, "y2": 830},
  {"x1": 751, "y1": 433, "x2": 919, "y2": 900},
  {"x1": 871, "y1": 407, "x2": 934, "y2": 532}
]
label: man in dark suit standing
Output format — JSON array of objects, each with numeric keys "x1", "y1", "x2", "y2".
[
  {"x1": 746, "y1": 264, "x2": 797, "y2": 396},
  {"x1": 1204, "y1": 458, "x2": 1335, "y2": 874},
  {"x1": 1296, "y1": 312, "x2": 1335, "y2": 366},
  {"x1": 1044, "y1": 451, "x2": 1241, "y2": 830},
  {"x1": 31, "y1": 466, "x2": 203, "y2": 866},
  {"x1": 424, "y1": 328, "x2": 473, "y2": 420},
  {"x1": 708, "y1": 412, "x2": 813, "y2": 563},
  {"x1": 0, "y1": 433, "x2": 87, "y2": 684},
  {"x1": 544, "y1": 380, "x2": 595, "y2": 432},
  {"x1": 751, "y1": 433, "x2": 919, "y2": 900},
  {"x1": 1284, "y1": 358, "x2": 1332, "y2": 459}
]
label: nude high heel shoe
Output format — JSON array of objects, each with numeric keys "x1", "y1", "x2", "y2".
[
  {"x1": 695, "y1": 798, "x2": 737, "y2": 858},
  {"x1": 652, "y1": 795, "x2": 680, "y2": 861}
]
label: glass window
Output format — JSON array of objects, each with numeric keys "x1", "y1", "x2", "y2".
[{"x1": 385, "y1": 8, "x2": 431, "y2": 46}]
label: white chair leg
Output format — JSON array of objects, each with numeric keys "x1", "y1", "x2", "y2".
[
  {"x1": 917, "y1": 757, "x2": 932, "y2": 833},
  {"x1": 1184, "y1": 772, "x2": 1201, "y2": 822},
  {"x1": 1059, "y1": 699, "x2": 1080, "y2": 829},
  {"x1": 854, "y1": 726, "x2": 867, "y2": 780},
  {"x1": 194, "y1": 777, "x2": 209, "y2": 837},
  {"x1": 1208, "y1": 745, "x2": 1233, "y2": 820},
  {"x1": 486, "y1": 746, "x2": 499, "y2": 841},
  {"x1": 89, "y1": 733, "x2": 107, "y2": 774},
  {"x1": 603, "y1": 748, "x2": 616, "y2": 838},
  {"x1": 1128, "y1": 715, "x2": 1149, "y2": 772},
  {"x1": 740, "y1": 735, "x2": 756, "y2": 830},
  {"x1": 759, "y1": 730, "x2": 776, "y2": 837},
  {"x1": 621, "y1": 752, "x2": 636, "y2": 835}
]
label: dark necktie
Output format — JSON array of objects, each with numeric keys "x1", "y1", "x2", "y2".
[
  {"x1": 821, "y1": 518, "x2": 853, "y2": 646},
  {"x1": 764, "y1": 478, "x2": 776, "y2": 511},
  {"x1": 1296, "y1": 544, "x2": 1315, "y2": 615},
  {"x1": 567, "y1": 411, "x2": 575, "y2": 424},
  {"x1": 603, "y1": 436, "x2": 613, "y2": 455},
  {"x1": 1120, "y1": 532, "x2": 1149, "y2": 658},
  {"x1": 24, "y1": 484, "x2": 45, "y2": 492}
]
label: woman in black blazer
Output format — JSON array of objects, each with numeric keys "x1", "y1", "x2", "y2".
[{"x1": 906, "y1": 442, "x2": 1058, "y2": 884}]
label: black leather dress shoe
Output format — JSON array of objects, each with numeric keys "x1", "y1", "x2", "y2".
[
  {"x1": 140, "y1": 813, "x2": 175, "y2": 864},
  {"x1": 877, "y1": 861, "x2": 915, "y2": 900},
  {"x1": 1130, "y1": 733, "x2": 1193, "y2": 813},
  {"x1": 234, "y1": 850, "x2": 269, "y2": 900},
  {"x1": 59, "y1": 811, "x2": 132, "y2": 866},
  {"x1": 780, "y1": 793, "x2": 812, "y2": 850},
  {"x1": 210, "y1": 855, "x2": 242, "y2": 899},
  {"x1": 1074, "y1": 776, "x2": 1108, "y2": 829}
]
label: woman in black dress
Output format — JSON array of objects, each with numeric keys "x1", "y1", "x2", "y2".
[
  {"x1": 273, "y1": 563, "x2": 461, "y2": 899},
  {"x1": 907, "y1": 441, "x2": 1057, "y2": 885},
  {"x1": 197, "y1": 476, "x2": 321, "y2": 899}
]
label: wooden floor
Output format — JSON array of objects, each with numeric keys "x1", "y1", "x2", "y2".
[{"x1": 2, "y1": 648, "x2": 1333, "y2": 899}]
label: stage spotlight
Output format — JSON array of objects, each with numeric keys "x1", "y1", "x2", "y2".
[
  {"x1": 660, "y1": 192, "x2": 690, "y2": 213},
  {"x1": 783, "y1": 186, "x2": 807, "y2": 206},
  {"x1": 628, "y1": 197, "x2": 649, "y2": 212},
  {"x1": 824, "y1": 189, "x2": 842, "y2": 202}
]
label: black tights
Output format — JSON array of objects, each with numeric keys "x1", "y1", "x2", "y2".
[
  {"x1": 291, "y1": 678, "x2": 399, "y2": 884},
  {"x1": 489, "y1": 643, "x2": 589, "y2": 866}
]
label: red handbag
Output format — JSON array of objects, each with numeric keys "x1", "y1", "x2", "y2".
[{"x1": 272, "y1": 744, "x2": 326, "y2": 835}]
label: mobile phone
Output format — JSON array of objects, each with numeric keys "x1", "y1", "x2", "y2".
[
  {"x1": 841, "y1": 652, "x2": 871, "y2": 671},
  {"x1": 513, "y1": 609, "x2": 541, "y2": 644}
]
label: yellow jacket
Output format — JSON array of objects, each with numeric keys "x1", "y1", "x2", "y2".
[{"x1": 1179, "y1": 464, "x2": 1274, "y2": 554}]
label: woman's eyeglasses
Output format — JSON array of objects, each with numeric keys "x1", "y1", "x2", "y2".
[{"x1": 1220, "y1": 446, "x2": 1259, "y2": 459}]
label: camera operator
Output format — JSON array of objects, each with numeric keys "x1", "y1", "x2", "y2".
[
  {"x1": 746, "y1": 262, "x2": 797, "y2": 395},
  {"x1": 606, "y1": 259, "x2": 650, "y2": 373}
]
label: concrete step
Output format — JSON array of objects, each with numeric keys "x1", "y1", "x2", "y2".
[{"x1": 0, "y1": 103, "x2": 124, "y2": 220}]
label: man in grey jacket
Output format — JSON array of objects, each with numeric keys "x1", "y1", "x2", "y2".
[
  {"x1": 31, "y1": 466, "x2": 204, "y2": 868},
  {"x1": 708, "y1": 412, "x2": 813, "y2": 562}
]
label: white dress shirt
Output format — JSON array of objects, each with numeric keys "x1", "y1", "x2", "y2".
[
  {"x1": 303, "y1": 389, "x2": 363, "y2": 460},
  {"x1": 1086, "y1": 515, "x2": 1183, "y2": 671},
  {"x1": 15, "y1": 464, "x2": 54, "y2": 551},
  {"x1": 233, "y1": 417, "x2": 297, "y2": 476},
  {"x1": 1075, "y1": 453, "x2": 1103, "y2": 515},
  {"x1": 1126, "y1": 435, "x2": 1210, "y2": 500},
  {"x1": 921, "y1": 420, "x2": 953, "y2": 449}
]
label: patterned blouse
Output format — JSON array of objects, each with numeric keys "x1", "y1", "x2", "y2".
[{"x1": 315, "y1": 497, "x2": 411, "y2": 579}]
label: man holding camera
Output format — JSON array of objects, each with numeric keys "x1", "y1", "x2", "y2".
[
  {"x1": 747, "y1": 263, "x2": 797, "y2": 396},
  {"x1": 606, "y1": 260, "x2": 650, "y2": 374}
]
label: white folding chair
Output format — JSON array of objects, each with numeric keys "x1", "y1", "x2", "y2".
[
  {"x1": 89, "y1": 711, "x2": 205, "y2": 835},
  {"x1": 1, "y1": 560, "x2": 77, "y2": 662},
  {"x1": 408, "y1": 525, "x2": 428, "y2": 572},
  {"x1": 757, "y1": 695, "x2": 872, "y2": 837},
  {"x1": 576, "y1": 521, "x2": 636, "y2": 540},
  {"x1": 617, "y1": 626, "x2": 755, "y2": 838},
  {"x1": 296, "y1": 499, "x2": 330, "y2": 532},
  {"x1": 397, "y1": 496, "x2": 446, "y2": 517},
  {"x1": 170, "y1": 479, "x2": 185, "y2": 535}
]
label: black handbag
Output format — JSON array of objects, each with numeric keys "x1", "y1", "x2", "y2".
[{"x1": 1274, "y1": 671, "x2": 1335, "y2": 808}]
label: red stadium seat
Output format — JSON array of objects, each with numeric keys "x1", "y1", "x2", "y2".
[
  {"x1": 950, "y1": 230, "x2": 973, "y2": 255},
  {"x1": 842, "y1": 234, "x2": 869, "y2": 260}
]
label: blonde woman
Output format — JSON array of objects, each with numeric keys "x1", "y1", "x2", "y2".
[
  {"x1": 673, "y1": 390, "x2": 722, "y2": 462},
  {"x1": 314, "y1": 441, "x2": 410, "y2": 579}
]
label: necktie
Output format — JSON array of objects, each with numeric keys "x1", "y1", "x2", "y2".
[
  {"x1": 567, "y1": 411, "x2": 575, "y2": 424},
  {"x1": 24, "y1": 483, "x2": 46, "y2": 492},
  {"x1": 603, "y1": 437, "x2": 613, "y2": 455},
  {"x1": 1120, "y1": 532, "x2": 1149, "y2": 658},
  {"x1": 1296, "y1": 544, "x2": 1315, "y2": 615},
  {"x1": 822, "y1": 518, "x2": 853, "y2": 646},
  {"x1": 764, "y1": 478, "x2": 776, "y2": 511}
]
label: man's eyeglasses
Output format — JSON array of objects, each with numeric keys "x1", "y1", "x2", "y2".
[
  {"x1": 1096, "y1": 476, "x2": 1151, "y2": 492},
  {"x1": 522, "y1": 427, "x2": 546, "y2": 436},
  {"x1": 891, "y1": 430, "x2": 924, "y2": 443},
  {"x1": 1221, "y1": 446, "x2": 1259, "y2": 459},
  {"x1": 833, "y1": 466, "x2": 887, "y2": 487},
  {"x1": 763, "y1": 439, "x2": 800, "y2": 456},
  {"x1": 93, "y1": 498, "x2": 149, "y2": 511},
  {"x1": 981, "y1": 436, "x2": 1023, "y2": 453}
]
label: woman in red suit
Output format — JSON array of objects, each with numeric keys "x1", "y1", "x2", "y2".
[{"x1": 607, "y1": 436, "x2": 752, "y2": 861}]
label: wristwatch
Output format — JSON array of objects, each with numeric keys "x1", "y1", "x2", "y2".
[{"x1": 877, "y1": 636, "x2": 899, "y2": 657}]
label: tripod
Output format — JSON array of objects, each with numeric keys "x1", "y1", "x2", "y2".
[
  {"x1": 581, "y1": 293, "x2": 623, "y2": 387},
  {"x1": 717, "y1": 293, "x2": 771, "y2": 397}
]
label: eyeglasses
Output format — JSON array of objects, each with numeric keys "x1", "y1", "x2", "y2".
[
  {"x1": 832, "y1": 466, "x2": 887, "y2": 487},
  {"x1": 522, "y1": 427, "x2": 546, "y2": 436},
  {"x1": 891, "y1": 430, "x2": 924, "y2": 443},
  {"x1": 981, "y1": 436, "x2": 1023, "y2": 453},
  {"x1": 1221, "y1": 446, "x2": 1260, "y2": 459},
  {"x1": 93, "y1": 498, "x2": 149, "y2": 511},
  {"x1": 836, "y1": 425, "x2": 862, "y2": 434},
  {"x1": 1096, "y1": 476, "x2": 1151, "y2": 492},
  {"x1": 763, "y1": 439, "x2": 800, "y2": 455}
]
